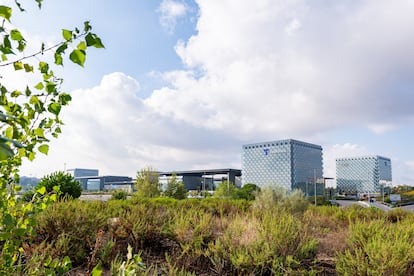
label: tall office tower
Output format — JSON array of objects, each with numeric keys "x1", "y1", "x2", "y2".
[
  {"x1": 336, "y1": 156, "x2": 392, "y2": 195},
  {"x1": 242, "y1": 139, "x2": 323, "y2": 195}
]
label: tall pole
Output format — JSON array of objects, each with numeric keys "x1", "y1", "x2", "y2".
[
  {"x1": 203, "y1": 172, "x2": 205, "y2": 198},
  {"x1": 314, "y1": 168, "x2": 317, "y2": 206}
]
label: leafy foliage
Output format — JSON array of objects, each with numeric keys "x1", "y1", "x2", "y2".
[
  {"x1": 253, "y1": 185, "x2": 309, "y2": 214},
  {"x1": 214, "y1": 181, "x2": 237, "y2": 198},
  {"x1": 37, "y1": 171, "x2": 82, "y2": 199},
  {"x1": 0, "y1": 1, "x2": 103, "y2": 273},
  {"x1": 336, "y1": 219, "x2": 414, "y2": 275},
  {"x1": 236, "y1": 183, "x2": 260, "y2": 200},
  {"x1": 164, "y1": 173, "x2": 187, "y2": 200},
  {"x1": 111, "y1": 189, "x2": 128, "y2": 200},
  {"x1": 134, "y1": 167, "x2": 161, "y2": 198}
]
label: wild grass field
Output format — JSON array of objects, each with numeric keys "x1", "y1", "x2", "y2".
[{"x1": 12, "y1": 195, "x2": 414, "y2": 275}]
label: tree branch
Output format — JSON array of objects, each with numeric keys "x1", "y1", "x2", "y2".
[{"x1": 0, "y1": 32, "x2": 87, "y2": 67}]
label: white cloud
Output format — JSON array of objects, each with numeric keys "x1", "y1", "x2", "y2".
[
  {"x1": 158, "y1": 0, "x2": 188, "y2": 34},
  {"x1": 151, "y1": 0, "x2": 414, "y2": 139},
  {"x1": 20, "y1": 72, "x2": 242, "y2": 177}
]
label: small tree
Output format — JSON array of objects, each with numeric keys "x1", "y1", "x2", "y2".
[
  {"x1": 236, "y1": 183, "x2": 260, "y2": 200},
  {"x1": 134, "y1": 167, "x2": 160, "y2": 198},
  {"x1": 111, "y1": 190, "x2": 128, "y2": 200},
  {"x1": 164, "y1": 173, "x2": 187, "y2": 199},
  {"x1": 37, "y1": 171, "x2": 82, "y2": 199},
  {"x1": 214, "y1": 181, "x2": 237, "y2": 198}
]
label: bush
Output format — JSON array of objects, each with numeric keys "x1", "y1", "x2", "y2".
[
  {"x1": 36, "y1": 171, "x2": 82, "y2": 199},
  {"x1": 214, "y1": 181, "x2": 237, "y2": 199},
  {"x1": 164, "y1": 174, "x2": 187, "y2": 200},
  {"x1": 134, "y1": 167, "x2": 161, "y2": 198},
  {"x1": 236, "y1": 183, "x2": 260, "y2": 200},
  {"x1": 208, "y1": 210, "x2": 317, "y2": 274},
  {"x1": 336, "y1": 219, "x2": 414, "y2": 275},
  {"x1": 21, "y1": 189, "x2": 35, "y2": 202},
  {"x1": 111, "y1": 190, "x2": 128, "y2": 200},
  {"x1": 252, "y1": 185, "x2": 309, "y2": 214}
]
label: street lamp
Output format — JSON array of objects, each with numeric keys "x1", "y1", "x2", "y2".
[{"x1": 314, "y1": 168, "x2": 317, "y2": 205}]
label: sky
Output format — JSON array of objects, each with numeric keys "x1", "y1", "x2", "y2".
[{"x1": 3, "y1": 0, "x2": 414, "y2": 186}]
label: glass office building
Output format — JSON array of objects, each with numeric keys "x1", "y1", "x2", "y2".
[
  {"x1": 336, "y1": 156, "x2": 392, "y2": 195},
  {"x1": 242, "y1": 139, "x2": 323, "y2": 195}
]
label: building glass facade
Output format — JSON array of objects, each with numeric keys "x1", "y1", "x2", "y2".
[
  {"x1": 336, "y1": 156, "x2": 392, "y2": 195},
  {"x1": 242, "y1": 139, "x2": 323, "y2": 195}
]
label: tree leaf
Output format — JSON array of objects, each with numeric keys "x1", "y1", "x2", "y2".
[
  {"x1": 36, "y1": 186, "x2": 47, "y2": 195},
  {"x1": 34, "y1": 82, "x2": 44, "y2": 90},
  {"x1": 0, "y1": 6, "x2": 12, "y2": 22},
  {"x1": 77, "y1": 41, "x2": 87, "y2": 51},
  {"x1": 48, "y1": 102, "x2": 61, "y2": 115},
  {"x1": 39, "y1": 61, "x2": 49, "y2": 74},
  {"x1": 17, "y1": 40, "x2": 26, "y2": 51},
  {"x1": 5, "y1": 127, "x2": 13, "y2": 139},
  {"x1": 11, "y1": 90, "x2": 22, "y2": 97},
  {"x1": 10, "y1": 29, "x2": 24, "y2": 41},
  {"x1": 34, "y1": 128, "x2": 45, "y2": 138},
  {"x1": 38, "y1": 144, "x2": 49, "y2": 155},
  {"x1": 69, "y1": 49, "x2": 86, "y2": 67},
  {"x1": 35, "y1": 0, "x2": 43, "y2": 8},
  {"x1": 54, "y1": 52, "x2": 63, "y2": 65},
  {"x1": 24, "y1": 63, "x2": 33, "y2": 72},
  {"x1": 13, "y1": 61, "x2": 23, "y2": 70},
  {"x1": 0, "y1": 142, "x2": 14, "y2": 160},
  {"x1": 62, "y1": 29, "x2": 72, "y2": 41},
  {"x1": 45, "y1": 82, "x2": 56, "y2": 94},
  {"x1": 84, "y1": 21, "x2": 92, "y2": 32},
  {"x1": 58, "y1": 93, "x2": 72, "y2": 105},
  {"x1": 56, "y1": 43, "x2": 68, "y2": 54},
  {"x1": 25, "y1": 86, "x2": 32, "y2": 96},
  {"x1": 85, "y1": 33, "x2": 105, "y2": 48}
]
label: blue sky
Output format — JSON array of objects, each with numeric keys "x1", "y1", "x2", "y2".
[{"x1": 5, "y1": 0, "x2": 414, "y2": 186}]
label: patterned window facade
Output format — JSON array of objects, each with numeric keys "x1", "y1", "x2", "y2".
[
  {"x1": 336, "y1": 156, "x2": 392, "y2": 194},
  {"x1": 242, "y1": 139, "x2": 323, "y2": 194}
]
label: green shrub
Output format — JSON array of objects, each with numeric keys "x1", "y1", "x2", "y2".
[
  {"x1": 208, "y1": 210, "x2": 317, "y2": 275},
  {"x1": 134, "y1": 167, "x2": 161, "y2": 198},
  {"x1": 386, "y1": 208, "x2": 412, "y2": 223},
  {"x1": 236, "y1": 183, "x2": 260, "y2": 200},
  {"x1": 35, "y1": 200, "x2": 109, "y2": 265},
  {"x1": 37, "y1": 171, "x2": 82, "y2": 199},
  {"x1": 164, "y1": 173, "x2": 187, "y2": 200},
  {"x1": 21, "y1": 189, "x2": 35, "y2": 202},
  {"x1": 336, "y1": 219, "x2": 414, "y2": 275},
  {"x1": 252, "y1": 185, "x2": 309, "y2": 214},
  {"x1": 111, "y1": 190, "x2": 128, "y2": 200},
  {"x1": 214, "y1": 181, "x2": 238, "y2": 199}
]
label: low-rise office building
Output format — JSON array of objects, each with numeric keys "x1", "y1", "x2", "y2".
[
  {"x1": 159, "y1": 169, "x2": 242, "y2": 191},
  {"x1": 68, "y1": 168, "x2": 133, "y2": 191}
]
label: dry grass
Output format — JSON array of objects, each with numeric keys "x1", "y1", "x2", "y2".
[{"x1": 24, "y1": 197, "x2": 414, "y2": 275}]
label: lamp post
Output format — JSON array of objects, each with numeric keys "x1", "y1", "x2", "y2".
[{"x1": 314, "y1": 168, "x2": 317, "y2": 206}]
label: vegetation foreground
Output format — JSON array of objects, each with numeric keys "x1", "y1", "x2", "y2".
[{"x1": 5, "y1": 194, "x2": 414, "y2": 275}]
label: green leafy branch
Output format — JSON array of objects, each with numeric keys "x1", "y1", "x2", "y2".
[{"x1": 0, "y1": 1, "x2": 104, "y2": 273}]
